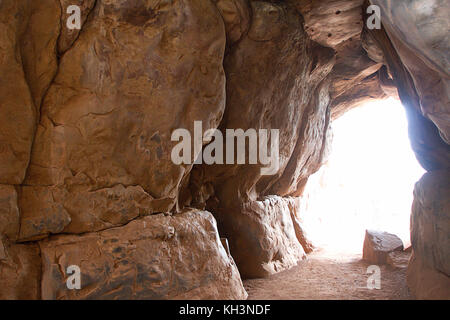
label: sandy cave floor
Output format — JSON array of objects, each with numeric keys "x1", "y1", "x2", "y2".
[{"x1": 244, "y1": 248, "x2": 412, "y2": 300}]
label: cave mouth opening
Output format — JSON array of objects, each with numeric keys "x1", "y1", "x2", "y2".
[{"x1": 301, "y1": 97, "x2": 425, "y2": 255}]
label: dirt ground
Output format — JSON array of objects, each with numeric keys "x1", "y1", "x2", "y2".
[{"x1": 244, "y1": 247, "x2": 412, "y2": 300}]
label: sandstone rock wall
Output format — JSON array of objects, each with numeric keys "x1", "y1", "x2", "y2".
[
  {"x1": 371, "y1": 0, "x2": 450, "y2": 145},
  {"x1": 185, "y1": 1, "x2": 336, "y2": 278},
  {"x1": 0, "y1": 0, "x2": 243, "y2": 300},
  {"x1": 367, "y1": 0, "x2": 450, "y2": 172},
  {"x1": 407, "y1": 171, "x2": 450, "y2": 299},
  {"x1": 0, "y1": 0, "x2": 449, "y2": 299},
  {"x1": 20, "y1": 0, "x2": 227, "y2": 240}
]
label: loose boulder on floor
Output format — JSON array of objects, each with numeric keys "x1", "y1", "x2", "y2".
[{"x1": 363, "y1": 230, "x2": 404, "y2": 264}]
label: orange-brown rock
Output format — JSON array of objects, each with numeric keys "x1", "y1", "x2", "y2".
[
  {"x1": 0, "y1": 0, "x2": 449, "y2": 301},
  {"x1": 408, "y1": 254, "x2": 450, "y2": 300},
  {"x1": 0, "y1": 239, "x2": 41, "y2": 300},
  {"x1": 198, "y1": 1, "x2": 335, "y2": 207},
  {"x1": 39, "y1": 210, "x2": 247, "y2": 300},
  {"x1": 0, "y1": 0, "x2": 60, "y2": 185},
  {"x1": 0, "y1": 185, "x2": 20, "y2": 240},
  {"x1": 294, "y1": 0, "x2": 365, "y2": 48},
  {"x1": 371, "y1": 0, "x2": 450, "y2": 144},
  {"x1": 19, "y1": 0, "x2": 227, "y2": 239},
  {"x1": 408, "y1": 171, "x2": 450, "y2": 299},
  {"x1": 184, "y1": 1, "x2": 334, "y2": 278},
  {"x1": 210, "y1": 196, "x2": 305, "y2": 279},
  {"x1": 214, "y1": 0, "x2": 251, "y2": 46},
  {"x1": 268, "y1": 79, "x2": 333, "y2": 197},
  {"x1": 293, "y1": 0, "x2": 392, "y2": 119},
  {"x1": 58, "y1": 0, "x2": 97, "y2": 54}
]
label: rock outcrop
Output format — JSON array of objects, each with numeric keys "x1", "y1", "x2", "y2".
[
  {"x1": 363, "y1": 1, "x2": 450, "y2": 299},
  {"x1": 0, "y1": 0, "x2": 449, "y2": 300},
  {"x1": 408, "y1": 171, "x2": 450, "y2": 299},
  {"x1": 186, "y1": 0, "x2": 334, "y2": 278},
  {"x1": 210, "y1": 196, "x2": 306, "y2": 279},
  {"x1": 371, "y1": 0, "x2": 450, "y2": 146},
  {"x1": 286, "y1": 197, "x2": 315, "y2": 253}
]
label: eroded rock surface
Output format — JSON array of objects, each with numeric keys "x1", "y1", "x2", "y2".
[
  {"x1": 0, "y1": 0, "x2": 449, "y2": 300},
  {"x1": 210, "y1": 196, "x2": 305, "y2": 279},
  {"x1": 371, "y1": 0, "x2": 450, "y2": 144},
  {"x1": 363, "y1": 230, "x2": 404, "y2": 264},
  {"x1": 0, "y1": 185, "x2": 20, "y2": 240},
  {"x1": 19, "y1": 0, "x2": 227, "y2": 240},
  {"x1": 40, "y1": 210, "x2": 247, "y2": 300},
  {"x1": 0, "y1": 240, "x2": 41, "y2": 300},
  {"x1": 185, "y1": 1, "x2": 334, "y2": 278},
  {"x1": 285, "y1": 197, "x2": 315, "y2": 253},
  {"x1": 366, "y1": 1, "x2": 450, "y2": 172},
  {"x1": 0, "y1": 0, "x2": 60, "y2": 185},
  {"x1": 408, "y1": 171, "x2": 450, "y2": 299}
]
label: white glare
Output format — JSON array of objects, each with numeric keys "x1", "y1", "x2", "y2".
[{"x1": 301, "y1": 98, "x2": 425, "y2": 254}]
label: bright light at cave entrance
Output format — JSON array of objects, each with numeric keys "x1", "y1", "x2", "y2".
[{"x1": 302, "y1": 97, "x2": 426, "y2": 254}]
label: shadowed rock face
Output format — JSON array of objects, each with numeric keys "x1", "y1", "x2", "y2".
[
  {"x1": 0, "y1": 0, "x2": 449, "y2": 299},
  {"x1": 408, "y1": 171, "x2": 450, "y2": 299},
  {"x1": 371, "y1": 0, "x2": 450, "y2": 144},
  {"x1": 19, "y1": 0, "x2": 227, "y2": 241}
]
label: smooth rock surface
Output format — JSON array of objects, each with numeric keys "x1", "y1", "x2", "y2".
[
  {"x1": 58, "y1": 0, "x2": 97, "y2": 54},
  {"x1": 408, "y1": 253, "x2": 450, "y2": 300},
  {"x1": 185, "y1": 3, "x2": 334, "y2": 277}
]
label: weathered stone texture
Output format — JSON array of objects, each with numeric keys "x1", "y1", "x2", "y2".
[
  {"x1": 0, "y1": 240, "x2": 41, "y2": 300},
  {"x1": 408, "y1": 171, "x2": 450, "y2": 299},
  {"x1": 19, "y1": 0, "x2": 227, "y2": 239},
  {"x1": 0, "y1": 0, "x2": 449, "y2": 300},
  {"x1": 40, "y1": 210, "x2": 247, "y2": 300},
  {"x1": 0, "y1": 0, "x2": 60, "y2": 185}
]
